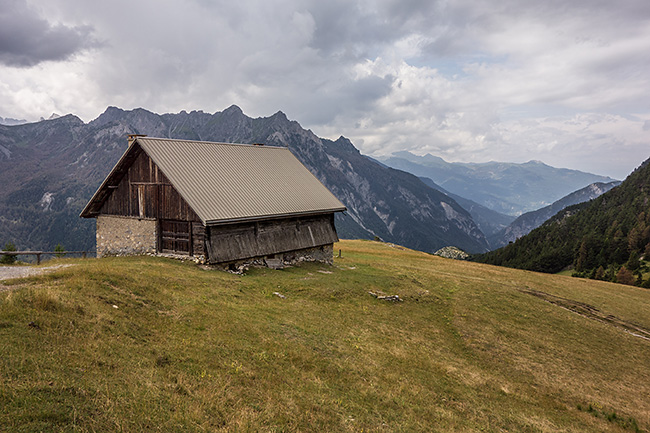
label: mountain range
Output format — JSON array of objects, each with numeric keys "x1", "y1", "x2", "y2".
[
  {"x1": 0, "y1": 106, "x2": 489, "y2": 254},
  {"x1": 0, "y1": 116, "x2": 27, "y2": 126},
  {"x1": 379, "y1": 151, "x2": 616, "y2": 216},
  {"x1": 2, "y1": 105, "x2": 632, "y2": 259}
]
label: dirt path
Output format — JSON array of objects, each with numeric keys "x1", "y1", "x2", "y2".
[
  {"x1": 520, "y1": 288, "x2": 650, "y2": 342},
  {"x1": 0, "y1": 265, "x2": 75, "y2": 291}
]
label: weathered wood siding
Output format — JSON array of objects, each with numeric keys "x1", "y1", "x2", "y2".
[
  {"x1": 192, "y1": 222, "x2": 205, "y2": 256},
  {"x1": 98, "y1": 146, "x2": 205, "y2": 256},
  {"x1": 205, "y1": 214, "x2": 338, "y2": 263},
  {"x1": 99, "y1": 147, "x2": 201, "y2": 222}
]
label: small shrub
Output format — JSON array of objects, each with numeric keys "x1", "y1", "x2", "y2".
[
  {"x1": 1, "y1": 242, "x2": 17, "y2": 265},
  {"x1": 578, "y1": 402, "x2": 641, "y2": 432},
  {"x1": 156, "y1": 354, "x2": 172, "y2": 367},
  {"x1": 32, "y1": 290, "x2": 63, "y2": 312},
  {"x1": 54, "y1": 244, "x2": 66, "y2": 258}
]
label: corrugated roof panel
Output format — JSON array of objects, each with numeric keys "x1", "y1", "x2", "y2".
[{"x1": 136, "y1": 138, "x2": 346, "y2": 224}]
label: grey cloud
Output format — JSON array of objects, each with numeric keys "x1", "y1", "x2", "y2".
[
  {"x1": 304, "y1": 74, "x2": 396, "y2": 125},
  {"x1": 307, "y1": 0, "x2": 444, "y2": 58},
  {"x1": 348, "y1": 74, "x2": 395, "y2": 102},
  {"x1": 235, "y1": 65, "x2": 396, "y2": 127},
  {"x1": 307, "y1": 2, "x2": 391, "y2": 58},
  {"x1": 0, "y1": 0, "x2": 99, "y2": 67}
]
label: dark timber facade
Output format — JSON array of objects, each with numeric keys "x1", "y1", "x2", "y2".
[{"x1": 81, "y1": 136, "x2": 346, "y2": 265}]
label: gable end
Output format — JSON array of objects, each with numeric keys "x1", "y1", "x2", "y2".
[{"x1": 82, "y1": 143, "x2": 200, "y2": 222}]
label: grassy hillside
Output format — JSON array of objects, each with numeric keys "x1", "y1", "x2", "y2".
[{"x1": 1, "y1": 240, "x2": 650, "y2": 432}]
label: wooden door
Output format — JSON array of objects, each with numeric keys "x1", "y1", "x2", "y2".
[{"x1": 159, "y1": 220, "x2": 191, "y2": 255}]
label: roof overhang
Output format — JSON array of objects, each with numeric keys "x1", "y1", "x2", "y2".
[{"x1": 204, "y1": 207, "x2": 347, "y2": 226}]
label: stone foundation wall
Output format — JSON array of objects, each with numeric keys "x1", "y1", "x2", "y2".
[
  {"x1": 96, "y1": 215, "x2": 157, "y2": 258},
  {"x1": 279, "y1": 244, "x2": 334, "y2": 265}
]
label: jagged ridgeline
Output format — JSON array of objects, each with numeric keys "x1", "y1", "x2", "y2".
[
  {"x1": 474, "y1": 157, "x2": 650, "y2": 284},
  {"x1": 0, "y1": 106, "x2": 489, "y2": 254}
]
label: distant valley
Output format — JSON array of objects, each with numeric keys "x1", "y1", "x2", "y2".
[
  {"x1": 379, "y1": 151, "x2": 616, "y2": 216},
  {"x1": 418, "y1": 176, "x2": 516, "y2": 238},
  {"x1": 488, "y1": 181, "x2": 620, "y2": 249}
]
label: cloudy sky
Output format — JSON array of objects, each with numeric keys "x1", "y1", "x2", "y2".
[{"x1": 1, "y1": 0, "x2": 649, "y2": 179}]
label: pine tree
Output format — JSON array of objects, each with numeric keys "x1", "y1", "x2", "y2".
[
  {"x1": 594, "y1": 266, "x2": 605, "y2": 280},
  {"x1": 575, "y1": 240, "x2": 589, "y2": 272},
  {"x1": 627, "y1": 251, "x2": 640, "y2": 271}
]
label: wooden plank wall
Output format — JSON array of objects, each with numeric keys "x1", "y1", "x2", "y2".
[
  {"x1": 99, "y1": 148, "x2": 201, "y2": 222},
  {"x1": 205, "y1": 214, "x2": 338, "y2": 263},
  {"x1": 192, "y1": 223, "x2": 205, "y2": 256}
]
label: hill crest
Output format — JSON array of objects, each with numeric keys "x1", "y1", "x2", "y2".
[{"x1": 1, "y1": 239, "x2": 649, "y2": 431}]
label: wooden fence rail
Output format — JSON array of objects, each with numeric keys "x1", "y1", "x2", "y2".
[{"x1": 0, "y1": 251, "x2": 95, "y2": 265}]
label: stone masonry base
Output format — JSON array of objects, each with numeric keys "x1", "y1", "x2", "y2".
[{"x1": 96, "y1": 215, "x2": 157, "y2": 258}]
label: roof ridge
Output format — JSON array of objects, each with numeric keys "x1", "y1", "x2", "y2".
[{"x1": 137, "y1": 137, "x2": 287, "y2": 149}]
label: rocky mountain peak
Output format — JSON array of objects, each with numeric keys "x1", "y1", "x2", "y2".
[
  {"x1": 90, "y1": 106, "x2": 127, "y2": 127},
  {"x1": 270, "y1": 110, "x2": 288, "y2": 121},
  {"x1": 331, "y1": 136, "x2": 360, "y2": 154},
  {"x1": 42, "y1": 114, "x2": 84, "y2": 127},
  {"x1": 222, "y1": 105, "x2": 244, "y2": 116}
]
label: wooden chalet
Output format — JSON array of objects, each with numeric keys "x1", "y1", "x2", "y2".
[{"x1": 80, "y1": 136, "x2": 346, "y2": 265}]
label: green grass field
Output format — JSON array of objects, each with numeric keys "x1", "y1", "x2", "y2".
[{"x1": 1, "y1": 239, "x2": 649, "y2": 432}]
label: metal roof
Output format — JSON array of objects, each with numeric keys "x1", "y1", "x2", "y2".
[{"x1": 82, "y1": 137, "x2": 346, "y2": 224}]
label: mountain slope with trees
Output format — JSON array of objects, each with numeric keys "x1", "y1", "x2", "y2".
[
  {"x1": 488, "y1": 181, "x2": 620, "y2": 249},
  {"x1": 475, "y1": 157, "x2": 650, "y2": 285}
]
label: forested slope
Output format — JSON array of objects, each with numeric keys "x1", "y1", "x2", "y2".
[{"x1": 475, "y1": 157, "x2": 650, "y2": 285}]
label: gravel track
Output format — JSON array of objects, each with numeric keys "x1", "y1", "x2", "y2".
[{"x1": 0, "y1": 265, "x2": 75, "y2": 291}]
